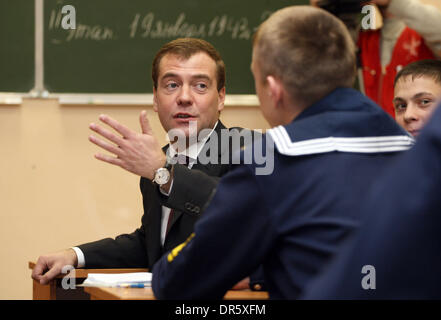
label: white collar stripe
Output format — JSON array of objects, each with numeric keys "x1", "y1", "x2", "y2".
[
  {"x1": 274, "y1": 145, "x2": 412, "y2": 156},
  {"x1": 290, "y1": 139, "x2": 415, "y2": 148},
  {"x1": 268, "y1": 126, "x2": 414, "y2": 156},
  {"x1": 272, "y1": 125, "x2": 291, "y2": 154}
]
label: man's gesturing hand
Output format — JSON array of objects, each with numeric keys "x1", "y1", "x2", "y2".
[{"x1": 89, "y1": 111, "x2": 166, "y2": 180}]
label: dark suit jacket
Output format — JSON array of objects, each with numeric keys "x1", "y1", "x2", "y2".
[{"x1": 78, "y1": 121, "x2": 254, "y2": 269}]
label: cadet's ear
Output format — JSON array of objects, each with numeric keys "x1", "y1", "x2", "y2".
[{"x1": 266, "y1": 75, "x2": 284, "y2": 109}]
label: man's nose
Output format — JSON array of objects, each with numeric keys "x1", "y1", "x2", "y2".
[
  {"x1": 404, "y1": 104, "x2": 419, "y2": 123},
  {"x1": 177, "y1": 85, "x2": 193, "y2": 106}
]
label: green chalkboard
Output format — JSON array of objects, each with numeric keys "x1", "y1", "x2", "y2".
[
  {"x1": 0, "y1": 0, "x2": 34, "y2": 92},
  {"x1": 44, "y1": 0, "x2": 308, "y2": 94}
]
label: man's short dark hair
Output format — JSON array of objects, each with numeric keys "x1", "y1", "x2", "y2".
[
  {"x1": 253, "y1": 6, "x2": 356, "y2": 107},
  {"x1": 152, "y1": 38, "x2": 226, "y2": 92},
  {"x1": 394, "y1": 59, "x2": 441, "y2": 87}
]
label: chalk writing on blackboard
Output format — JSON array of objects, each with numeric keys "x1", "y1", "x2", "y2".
[{"x1": 48, "y1": 9, "x2": 273, "y2": 43}]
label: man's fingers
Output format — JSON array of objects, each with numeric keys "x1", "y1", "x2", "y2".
[
  {"x1": 99, "y1": 114, "x2": 133, "y2": 138},
  {"x1": 139, "y1": 110, "x2": 153, "y2": 135},
  {"x1": 39, "y1": 265, "x2": 63, "y2": 285},
  {"x1": 89, "y1": 122, "x2": 125, "y2": 147},
  {"x1": 89, "y1": 135, "x2": 124, "y2": 157},
  {"x1": 94, "y1": 153, "x2": 125, "y2": 167},
  {"x1": 31, "y1": 260, "x2": 47, "y2": 281}
]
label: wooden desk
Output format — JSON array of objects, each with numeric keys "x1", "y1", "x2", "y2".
[
  {"x1": 29, "y1": 261, "x2": 269, "y2": 300},
  {"x1": 28, "y1": 261, "x2": 148, "y2": 300},
  {"x1": 85, "y1": 286, "x2": 269, "y2": 300}
]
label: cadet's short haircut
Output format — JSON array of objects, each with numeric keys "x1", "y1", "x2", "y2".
[
  {"x1": 394, "y1": 59, "x2": 441, "y2": 87},
  {"x1": 152, "y1": 38, "x2": 226, "y2": 92},
  {"x1": 253, "y1": 6, "x2": 356, "y2": 107}
]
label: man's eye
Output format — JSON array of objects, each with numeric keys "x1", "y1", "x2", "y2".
[
  {"x1": 195, "y1": 83, "x2": 208, "y2": 90},
  {"x1": 166, "y1": 82, "x2": 179, "y2": 90},
  {"x1": 394, "y1": 103, "x2": 406, "y2": 112},
  {"x1": 420, "y1": 99, "x2": 432, "y2": 106}
]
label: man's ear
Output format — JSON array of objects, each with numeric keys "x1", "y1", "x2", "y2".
[
  {"x1": 266, "y1": 75, "x2": 283, "y2": 108},
  {"x1": 217, "y1": 87, "x2": 226, "y2": 112},
  {"x1": 153, "y1": 87, "x2": 158, "y2": 112}
]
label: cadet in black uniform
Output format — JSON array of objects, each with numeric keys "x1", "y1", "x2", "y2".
[{"x1": 302, "y1": 102, "x2": 441, "y2": 300}]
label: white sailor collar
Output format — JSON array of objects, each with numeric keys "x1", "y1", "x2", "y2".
[{"x1": 268, "y1": 88, "x2": 415, "y2": 156}]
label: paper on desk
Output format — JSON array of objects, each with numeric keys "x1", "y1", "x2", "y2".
[{"x1": 80, "y1": 272, "x2": 152, "y2": 287}]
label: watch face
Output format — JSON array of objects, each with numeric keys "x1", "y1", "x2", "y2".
[{"x1": 154, "y1": 168, "x2": 170, "y2": 185}]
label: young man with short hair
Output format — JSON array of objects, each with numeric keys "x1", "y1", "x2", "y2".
[{"x1": 393, "y1": 59, "x2": 441, "y2": 137}]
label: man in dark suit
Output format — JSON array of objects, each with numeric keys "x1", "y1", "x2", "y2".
[
  {"x1": 32, "y1": 38, "x2": 260, "y2": 288},
  {"x1": 76, "y1": 119, "x2": 247, "y2": 269}
]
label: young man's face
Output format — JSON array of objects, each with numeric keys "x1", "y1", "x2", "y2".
[
  {"x1": 393, "y1": 76, "x2": 441, "y2": 137},
  {"x1": 153, "y1": 52, "x2": 225, "y2": 139}
]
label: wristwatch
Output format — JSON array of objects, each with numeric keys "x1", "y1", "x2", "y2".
[{"x1": 152, "y1": 162, "x2": 172, "y2": 186}]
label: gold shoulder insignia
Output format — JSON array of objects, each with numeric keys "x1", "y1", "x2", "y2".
[{"x1": 167, "y1": 233, "x2": 195, "y2": 263}]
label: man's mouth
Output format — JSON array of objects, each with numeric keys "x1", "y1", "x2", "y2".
[{"x1": 174, "y1": 113, "x2": 196, "y2": 119}]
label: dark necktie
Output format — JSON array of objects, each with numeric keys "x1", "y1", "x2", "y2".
[{"x1": 166, "y1": 155, "x2": 191, "y2": 235}]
